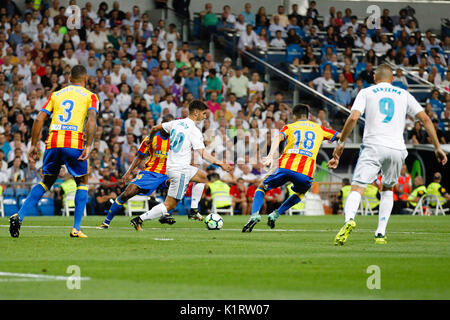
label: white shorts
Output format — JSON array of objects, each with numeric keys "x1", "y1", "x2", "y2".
[
  {"x1": 167, "y1": 165, "x2": 199, "y2": 200},
  {"x1": 352, "y1": 144, "x2": 408, "y2": 188}
]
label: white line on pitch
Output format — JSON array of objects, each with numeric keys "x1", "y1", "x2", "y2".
[
  {"x1": 0, "y1": 271, "x2": 91, "y2": 282},
  {"x1": 0, "y1": 224, "x2": 448, "y2": 235}
]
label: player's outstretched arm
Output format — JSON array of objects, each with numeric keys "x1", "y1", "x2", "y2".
[
  {"x1": 29, "y1": 111, "x2": 48, "y2": 161},
  {"x1": 122, "y1": 153, "x2": 145, "y2": 183},
  {"x1": 198, "y1": 148, "x2": 233, "y2": 172},
  {"x1": 416, "y1": 111, "x2": 448, "y2": 165},
  {"x1": 79, "y1": 109, "x2": 97, "y2": 161},
  {"x1": 262, "y1": 133, "x2": 285, "y2": 168},
  {"x1": 328, "y1": 110, "x2": 361, "y2": 169}
]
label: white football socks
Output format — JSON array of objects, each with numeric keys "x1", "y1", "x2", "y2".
[
  {"x1": 140, "y1": 203, "x2": 168, "y2": 221},
  {"x1": 375, "y1": 190, "x2": 394, "y2": 236},
  {"x1": 344, "y1": 191, "x2": 362, "y2": 222},
  {"x1": 191, "y1": 183, "x2": 205, "y2": 210}
]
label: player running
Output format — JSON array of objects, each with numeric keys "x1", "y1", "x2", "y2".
[
  {"x1": 242, "y1": 104, "x2": 340, "y2": 232},
  {"x1": 328, "y1": 64, "x2": 447, "y2": 245},
  {"x1": 9, "y1": 65, "x2": 98, "y2": 238},
  {"x1": 130, "y1": 100, "x2": 232, "y2": 231}
]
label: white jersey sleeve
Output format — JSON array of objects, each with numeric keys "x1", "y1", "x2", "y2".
[
  {"x1": 406, "y1": 91, "x2": 424, "y2": 117},
  {"x1": 162, "y1": 121, "x2": 174, "y2": 134},
  {"x1": 351, "y1": 89, "x2": 367, "y2": 114},
  {"x1": 190, "y1": 126, "x2": 205, "y2": 150}
]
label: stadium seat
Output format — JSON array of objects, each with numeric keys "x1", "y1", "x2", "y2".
[
  {"x1": 355, "y1": 62, "x2": 366, "y2": 79},
  {"x1": 320, "y1": 44, "x2": 336, "y2": 57},
  {"x1": 212, "y1": 195, "x2": 233, "y2": 216},
  {"x1": 0, "y1": 196, "x2": 4, "y2": 217},
  {"x1": 358, "y1": 196, "x2": 378, "y2": 216},
  {"x1": 392, "y1": 81, "x2": 407, "y2": 90},
  {"x1": 125, "y1": 195, "x2": 149, "y2": 216},
  {"x1": 19, "y1": 196, "x2": 39, "y2": 216},
  {"x1": 2, "y1": 196, "x2": 19, "y2": 217},
  {"x1": 16, "y1": 188, "x2": 29, "y2": 198},
  {"x1": 286, "y1": 44, "x2": 304, "y2": 63},
  {"x1": 412, "y1": 194, "x2": 448, "y2": 216},
  {"x1": 3, "y1": 188, "x2": 15, "y2": 197},
  {"x1": 38, "y1": 198, "x2": 55, "y2": 216},
  {"x1": 64, "y1": 192, "x2": 87, "y2": 217}
]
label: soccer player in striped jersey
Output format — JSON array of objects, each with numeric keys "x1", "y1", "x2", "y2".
[
  {"x1": 242, "y1": 104, "x2": 340, "y2": 232},
  {"x1": 9, "y1": 65, "x2": 98, "y2": 238},
  {"x1": 97, "y1": 115, "x2": 174, "y2": 229}
]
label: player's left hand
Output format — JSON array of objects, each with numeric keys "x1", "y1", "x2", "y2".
[
  {"x1": 262, "y1": 156, "x2": 273, "y2": 168},
  {"x1": 78, "y1": 146, "x2": 91, "y2": 161}
]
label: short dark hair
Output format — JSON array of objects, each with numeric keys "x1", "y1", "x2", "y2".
[
  {"x1": 189, "y1": 100, "x2": 208, "y2": 114},
  {"x1": 293, "y1": 104, "x2": 309, "y2": 118},
  {"x1": 70, "y1": 65, "x2": 87, "y2": 82},
  {"x1": 162, "y1": 114, "x2": 174, "y2": 123},
  {"x1": 343, "y1": 178, "x2": 350, "y2": 185}
]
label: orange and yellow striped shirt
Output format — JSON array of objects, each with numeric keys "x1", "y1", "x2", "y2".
[
  {"x1": 137, "y1": 132, "x2": 170, "y2": 175},
  {"x1": 279, "y1": 120, "x2": 338, "y2": 178},
  {"x1": 42, "y1": 85, "x2": 99, "y2": 149}
]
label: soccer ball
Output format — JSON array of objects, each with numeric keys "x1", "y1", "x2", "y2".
[{"x1": 204, "y1": 213, "x2": 223, "y2": 230}]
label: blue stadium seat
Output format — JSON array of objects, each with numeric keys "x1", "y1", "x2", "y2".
[
  {"x1": 19, "y1": 196, "x2": 39, "y2": 216},
  {"x1": 3, "y1": 188, "x2": 15, "y2": 197},
  {"x1": 321, "y1": 44, "x2": 336, "y2": 57},
  {"x1": 38, "y1": 198, "x2": 55, "y2": 216},
  {"x1": 286, "y1": 44, "x2": 304, "y2": 63},
  {"x1": 16, "y1": 188, "x2": 29, "y2": 198},
  {"x1": 3, "y1": 196, "x2": 19, "y2": 217},
  {"x1": 392, "y1": 81, "x2": 407, "y2": 90},
  {"x1": 355, "y1": 62, "x2": 367, "y2": 79}
]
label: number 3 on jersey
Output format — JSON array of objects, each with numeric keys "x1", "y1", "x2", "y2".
[
  {"x1": 379, "y1": 97, "x2": 394, "y2": 123},
  {"x1": 58, "y1": 99, "x2": 74, "y2": 124},
  {"x1": 170, "y1": 130, "x2": 185, "y2": 152}
]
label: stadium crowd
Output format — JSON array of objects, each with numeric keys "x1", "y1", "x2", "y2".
[{"x1": 0, "y1": 0, "x2": 448, "y2": 215}]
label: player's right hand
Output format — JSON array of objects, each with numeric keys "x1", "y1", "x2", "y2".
[
  {"x1": 220, "y1": 163, "x2": 233, "y2": 172},
  {"x1": 327, "y1": 157, "x2": 339, "y2": 169},
  {"x1": 28, "y1": 145, "x2": 40, "y2": 161},
  {"x1": 78, "y1": 146, "x2": 91, "y2": 161},
  {"x1": 121, "y1": 173, "x2": 131, "y2": 184},
  {"x1": 435, "y1": 148, "x2": 448, "y2": 165}
]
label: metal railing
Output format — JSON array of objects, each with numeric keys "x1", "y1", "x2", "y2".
[{"x1": 240, "y1": 49, "x2": 364, "y2": 143}]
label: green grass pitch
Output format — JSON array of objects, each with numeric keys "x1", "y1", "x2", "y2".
[{"x1": 1, "y1": 215, "x2": 449, "y2": 299}]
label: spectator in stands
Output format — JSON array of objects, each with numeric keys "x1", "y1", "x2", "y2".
[
  {"x1": 358, "y1": 62, "x2": 375, "y2": 84},
  {"x1": 269, "y1": 15, "x2": 286, "y2": 38},
  {"x1": 241, "y1": 3, "x2": 255, "y2": 26},
  {"x1": 255, "y1": 28, "x2": 269, "y2": 51},
  {"x1": 238, "y1": 24, "x2": 258, "y2": 51},
  {"x1": 355, "y1": 27, "x2": 372, "y2": 51},
  {"x1": 271, "y1": 5, "x2": 289, "y2": 28},
  {"x1": 393, "y1": 68, "x2": 408, "y2": 89},
  {"x1": 200, "y1": 3, "x2": 218, "y2": 40},
  {"x1": 409, "y1": 121, "x2": 427, "y2": 144},
  {"x1": 230, "y1": 177, "x2": 249, "y2": 215},
  {"x1": 335, "y1": 80, "x2": 352, "y2": 108},
  {"x1": 270, "y1": 30, "x2": 286, "y2": 49},
  {"x1": 309, "y1": 69, "x2": 335, "y2": 96},
  {"x1": 228, "y1": 66, "x2": 249, "y2": 107},
  {"x1": 234, "y1": 14, "x2": 247, "y2": 36},
  {"x1": 427, "y1": 119, "x2": 447, "y2": 144},
  {"x1": 286, "y1": 28, "x2": 302, "y2": 46}
]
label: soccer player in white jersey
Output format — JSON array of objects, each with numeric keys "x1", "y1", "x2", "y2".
[
  {"x1": 130, "y1": 100, "x2": 233, "y2": 230},
  {"x1": 328, "y1": 64, "x2": 447, "y2": 245}
]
